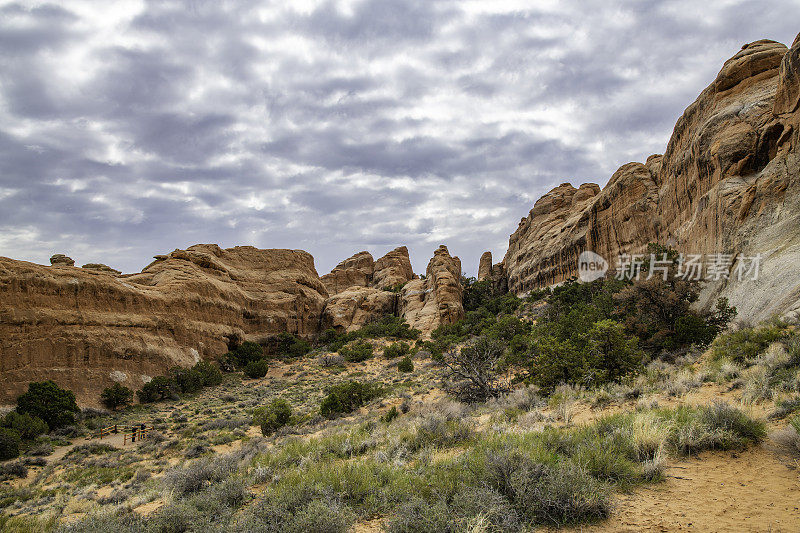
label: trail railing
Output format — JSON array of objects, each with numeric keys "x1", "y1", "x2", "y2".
[{"x1": 123, "y1": 425, "x2": 154, "y2": 445}]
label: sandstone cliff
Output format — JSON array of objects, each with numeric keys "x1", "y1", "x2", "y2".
[
  {"x1": 0, "y1": 245, "x2": 328, "y2": 404},
  {"x1": 400, "y1": 245, "x2": 464, "y2": 334},
  {"x1": 320, "y1": 245, "x2": 462, "y2": 335},
  {"x1": 500, "y1": 36, "x2": 800, "y2": 323}
]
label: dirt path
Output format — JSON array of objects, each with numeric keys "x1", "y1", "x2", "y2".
[
  {"x1": 47, "y1": 432, "x2": 128, "y2": 463},
  {"x1": 564, "y1": 446, "x2": 800, "y2": 533}
]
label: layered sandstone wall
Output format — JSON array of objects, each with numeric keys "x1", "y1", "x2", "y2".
[
  {"x1": 501, "y1": 36, "x2": 800, "y2": 322},
  {"x1": 0, "y1": 244, "x2": 328, "y2": 404},
  {"x1": 400, "y1": 245, "x2": 464, "y2": 335}
]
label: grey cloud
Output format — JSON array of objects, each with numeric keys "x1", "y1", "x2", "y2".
[{"x1": 0, "y1": 0, "x2": 798, "y2": 275}]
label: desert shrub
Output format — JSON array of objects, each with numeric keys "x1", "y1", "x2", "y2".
[
  {"x1": 193, "y1": 361, "x2": 223, "y2": 386},
  {"x1": 170, "y1": 366, "x2": 205, "y2": 394},
  {"x1": 26, "y1": 442, "x2": 54, "y2": 456},
  {"x1": 320, "y1": 381, "x2": 382, "y2": 418},
  {"x1": 253, "y1": 399, "x2": 292, "y2": 436},
  {"x1": 273, "y1": 332, "x2": 312, "y2": 359},
  {"x1": 0, "y1": 428, "x2": 21, "y2": 460},
  {"x1": 2, "y1": 411, "x2": 48, "y2": 440},
  {"x1": 772, "y1": 417, "x2": 800, "y2": 457},
  {"x1": 358, "y1": 316, "x2": 420, "y2": 340},
  {"x1": 699, "y1": 402, "x2": 766, "y2": 444},
  {"x1": 398, "y1": 356, "x2": 414, "y2": 373},
  {"x1": 442, "y1": 336, "x2": 507, "y2": 402},
  {"x1": 382, "y1": 406, "x2": 399, "y2": 423},
  {"x1": 711, "y1": 322, "x2": 788, "y2": 364},
  {"x1": 318, "y1": 354, "x2": 345, "y2": 367},
  {"x1": 338, "y1": 341, "x2": 373, "y2": 363},
  {"x1": 407, "y1": 413, "x2": 472, "y2": 451},
  {"x1": 770, "y1": 396, "x2": 800, "y2": 420},
  {"x1": 222, "y1": 341, "x2": 264, "y2": 371},
  {"x1": 100, "y1": 383, "x2": 133, "y2": 411},
  {"x1": 0, "y1": 460, "x2": 26, "y2": 480},
  {"x1": 237, "y1": 488, "x2": 355, "y2": 533},
  {"x1": 165, "y1": 455, "x2": 238, "y2": 496},
  {"x1": 244, "y1": 359, "x2": 270, "y2": 379},
  {"x1": 16, "y1": 380, "x2": 79, "y2": 429},
  {"x1": 137, "y1": 376, "x2": 177, "y2": 403},
  {"x1": 54, "y1": 512, "x2": 146, "y2": 533},
  {"x1": 384, "y1": 341, "x2": 411, "y2": 359}
]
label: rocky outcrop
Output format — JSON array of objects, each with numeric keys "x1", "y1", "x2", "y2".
[
  {"x1": 321, "y1": 286, "x2": 397, "y2": 332},
  {"x1": 401, "y1": 245, "x2": 464, "y2": 335},
  {"x1": 502, "y1": 37, "x2": 800, "y2": 322},
  {"x1": 0, "y1": 245, "x2": 328, "y2": 404},
  {"x1": 477, "y1": 252, "x2": 493, "y2": 281},
  {"x1": 320, "y1": 251, "x2": 374, "y2": 295},
  {"x1": 49, "y1": 254, "x2": 74, "y2": 267},
  {"x1": 372, "y1": 246, "x2": 415, "y2": 290},
  {"x1": 82, "y1": 263, "x2": 121, "y2": 276}
]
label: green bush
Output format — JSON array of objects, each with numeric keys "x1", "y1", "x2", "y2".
[
  {"x1": 711, "y1": 322, "x2": 788, "y2": 364},
  {"x1": 2, "y1": 411, "x2": 48, "y2": 440},
  {"x1": 0, "y1": 428, "x2": 21, "y2": 460},
  {"x1": 397, "y1": 356, "x2": 414, "y2": 373},
  {"x1": 170, "y1": 366, "x2": 204, "y2": 393},
  {"x1": 16, "y1": 380, "x2": 79, "y2": 429},
  {"x1": 253, "y1": 399, "x2": 292, "y2": 436},
  {"x1": 244, "y1": 359, "x2": 270, "y2": 379},
  {"x1": 383, "y1": 342, "x2": 411, "y2": 359},
  {"x1": 137, "y1": 376, "x2": 177, "y2": 404},
  {"x1": 320, "y1": 381, "x2": 382, "y2": 418},
  {"x1": 339, "y1": 341, "x2": 373, "y2": 363},
  {"x1": 100, "y1": 383, "x2": 133, "y2": 411},
  {"x1": 193, "y1": 361, "x2": 223, "y2": 387},
  {"x1": 382, "y1": 406, "x2": 399, "y2": 423},
  {"x1": 358, "y1": 316, "x2": 420, "y2": 340},
  {"x1": 221, "y1": 341, "x2": 264, "y2": 371},
  {"x1": 274, "y1": 332, "x2": 312, "y2": 359}
]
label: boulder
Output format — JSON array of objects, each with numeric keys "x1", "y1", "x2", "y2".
[{"x1": 49, "y1": 254, "x2": 74, "y2": 267}]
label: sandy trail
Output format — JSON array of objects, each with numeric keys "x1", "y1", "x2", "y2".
[{"x1": 563, "y1": 446, "x2": 800, "y2": 533}]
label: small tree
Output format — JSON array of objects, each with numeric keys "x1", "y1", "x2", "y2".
[
  {"x1": 0, "y1": 428, "x2": 21, "y2": 460},
  {"x1": 339, "y1": 341, "x2": 373, "y2": 362},
  {"x1": 193, "y1": 361, "x2": 223, "y2": 387},
  {"x1": 170, "y1": 367, "x2": 204, "y2": 394},
  {"x1": 244, "y1": 359, "x2": 269, "y2": 379},
  {"x1": 137, "y1": 376, "x2": 177, "y2": 403},
  {"x1": 583, "y1": 319, "x2": 644, "y2": 386},
  {"x1": 16, "y1": 381, "x2": 79, "y2": 429},
  {"x1": 2, "y1": 411, "x2": 48, "y2": 440},
  {"x1": 397, "y1": 356, "x2": 414, "y2": 373},
  {"x1": 442, "y1": 336, "x2": 507, "y2": 403},
  {"x1": 253, "y1": 399, "x2": 292, "y2": 436},
  {"x1": 100, "y1": 383, "x2": 133, "y2": 411}
]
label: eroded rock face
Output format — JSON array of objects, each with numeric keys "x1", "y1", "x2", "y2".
[
  {"x1": 477, "y1": 252, "x2": 493, "y2": 281},
  {"x1": 49, "y1": 254, "x2": 75, "y2": 267},
  {"x1": 321, "y1": 286, "x2": 397, "y2": 332},
  {"x1": 372, "y1": 246, "x2": 415, "y2": 289},
  {"x1": 320, "y1": 251, "x2": 374, "y2": 295},
  {"x1": 401, "y1": 245, "x2": 464, "y2": 335},
  {"x1": 0, "y1": 244, "x2": 328, "y2": 404},
  {"x1": 81, "y1": 263, "x2": 121, "y2": 276},
  {"x1": 502, "y1": 38, "x2": 800, "y2": 322}
]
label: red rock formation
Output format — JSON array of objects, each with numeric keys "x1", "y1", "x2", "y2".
[
  {"x1": 372, "y1": 246, "x2": 415, "y2": 290},
  {"x1": 320, "y1": 287, "x2": 397, "y2": 332},
  {"x1": 0, "y1": 244, "x2": 328, "y2": 404},
  {"x1": 401, "y1": 245, "x2": 464, "y2": 335},
  {"x1": 477, "y1": 252, "x2": 493, "y2": 281},
  {"x1": 320, "y1": 251, "x2": 374, "y2": 295},
  {"x1": 502, "y1": 37, "x2": 800, "y2": 322}
]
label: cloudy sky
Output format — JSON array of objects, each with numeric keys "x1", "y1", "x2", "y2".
[{"x1": 0, "y1": 1, "x2": 797, "y2": 276}]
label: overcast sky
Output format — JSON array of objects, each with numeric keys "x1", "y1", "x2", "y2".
[{"x1": 0, "y1": 1, "x2": 797, "y2": 276}]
